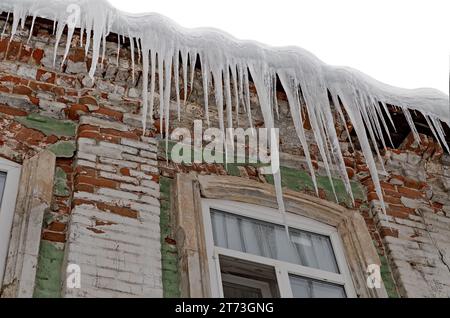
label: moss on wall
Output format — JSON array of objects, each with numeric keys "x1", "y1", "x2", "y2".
[
  {"x1": 33, "y1": 241, "x2": 64, "y2": 298},
  {"x1": 160, "y1": 177, "x2": 181, "y2": 297}
]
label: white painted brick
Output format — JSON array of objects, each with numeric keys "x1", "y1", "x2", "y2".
[
  {"x1": 99, "y1": 171, "x2": 139, "y2": 185},
  {"x1": 129, "y1": 169, "x2": 153, "y2": 180},
  {"x1": 119, "y1": 183, "x2": 160, "y2": 198},
  {"x1": 78, "y1": 137, "x2": 97, "y2": 146},
  {"x1": 74, "y1": 191, "x2": 159, "y2": 213},
  {"x1": 141, "y1": 136, "x2": 158, "y2": 145},
  {"x1": 141, "y1": 164, "x2": 159, "y2": 174},
  {"x1": 141, "y1": 179, "x2": 160, "y2": 191},
  {"x1": 122, "y1": 153, "x2": 157, "y2": 165},
  {"x1": 121, "y1": 138, "x2": 157, "y2": 152},
  {"x1": 98, "y1": 157, "x2": 139, "y2": 169},
  {"x1": 80, "y1": 116, "x2": 129, "y2": 131},
  {"x1": 77, "y1": 160, "x2": 117, "y2": 173},
  {"x1": 78, "y1": 144, "x2": 123, "y2": 159},
  {"x1": 140, "y1": 150, "x2": 157, "y2": 160},
  {"x1": 99, "y1": 141, "x2": 139, "y2": 155},
  {"x1": 77, "y1": 152, "x2": 97, "y2": 162},
  {"x1": 97, "y1": 188, "x2": 139, "y2": 201}
]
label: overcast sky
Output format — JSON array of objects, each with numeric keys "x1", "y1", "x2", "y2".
[{"x1": 108, "y1": 0, "x2": 449, "y2": 94}]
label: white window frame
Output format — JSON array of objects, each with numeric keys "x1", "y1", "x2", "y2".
[
  {"x1": 0, "y1": 157, "x2": 21, "y2": 285},
  {"x1": 201, "y1": 199, "x2": 356, "y2": 298}
]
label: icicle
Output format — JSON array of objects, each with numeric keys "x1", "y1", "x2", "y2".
[
  {"x1": 116, "y1": 33, "x2": 120, "y2": 66},
  {"x1": 243, "y1": 68, "x2": 254, "y2": 129},
  {"x1": 137, "y1": 37, "x2": 142, "y2": 64},
  {"x1": 53, "y1": 20, "x2": 65, "y2": 68},
  {"x1": 129, "y1": 33, "x2": 135, "y2": 83},
  {"x1": 181, "y1": 48, "x2": 188, "y2": 104},
  {"x1": 26, "y1": 14, "x2": 37, "y2": 44},
  {"x1": 163, "y1": 52, "x2": 173, "y2": 159},
  {"x1": 189, "y1": 51, "x2": 197, "y2": 102},
  {"x1": 1, "y1": 0, "x2": 447, "y2": 221},
  {"x1": 200, "y1": 53, "x2": 210, "y2": 126},
  {"x1": 430, "y1": 116, "x2": 450, "y2": 153},
  {"x1": 141, "y1": 43, "x2": 150, "y2": 133},
  {"x1": 174, "y1": 49, "x2": 181, "y2": 121},
  {"x1": 158, "y1": 49, "x2": 165, "y2": 135},
  {"x1": 100, "y1": 31, "x2": 106, "y2": 68},
  {"x1": 230, "y1": 64, "x2": 240, "y2": 126},
  {"x1": 149, "y1": 49, "x2": 157, "y2": 125},
  {"x1": 402, "y1": 107, "x2": 421, "y2": 143}
]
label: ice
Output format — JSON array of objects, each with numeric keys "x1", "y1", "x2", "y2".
[{"x1": 1, "y1": 0, "x2": 448, "y2": 218}]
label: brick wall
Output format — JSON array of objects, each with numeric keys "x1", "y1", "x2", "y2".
[{"x1": 0, "y1": 14, "x2": 449, "y2": 298}]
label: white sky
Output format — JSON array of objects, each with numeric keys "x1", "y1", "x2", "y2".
[{"x1": 108, "y1": 0, "x2": 449, "y2": 94}]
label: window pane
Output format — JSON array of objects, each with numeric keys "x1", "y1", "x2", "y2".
[
  {"x1": 210, "y1": 209, "x2": 339, "y2": 273},
  {"x1": 0, "y1": 172, "x2": 6, "y2": 207},
  {"x1": 289, "y1": 275, "x2": 346, "y2": 298},
  {"x1": 222, "y1": 282, "x2": 263, "y2": 298}
]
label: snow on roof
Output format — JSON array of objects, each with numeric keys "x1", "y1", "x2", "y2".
[{"x1": 1, "y1": 0, "x2": 449, "y2": 216}]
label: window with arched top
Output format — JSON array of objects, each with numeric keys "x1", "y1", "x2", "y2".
[{"x1": 172, "y1": 173, "x2": 388, "y2": 298}]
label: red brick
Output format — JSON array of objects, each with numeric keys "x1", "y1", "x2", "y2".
[
  {"x1": 404, "y1": 177, "x2": 426, "y2": 190},
  {"x1": 0, "y1": 75, "x2": 28, "y2": 85},
  {"x1": 367, "y1": 192, "x2": 379, "y2": 201},
  {"x1": 397, "y1": 187, "x2": 423, "y2": 199},
  {"x1": 19, "y1": 45, "x2": 32, "y2": 62},
  {"x1": 76, "y1": 175, "x2": 118, "y2": 189},
  {"x1": 387, "y1": 205, "x2": 414, "y2": 218},
  {"x1": 68, "y1": 48, "x2": 86, "y2": 63},
  {"x1": 66, "y1": 104, "x2": 89, "y2": 120},
  {"x1": 47, "y1": 221, "x2": 66, "y2": 232},
  {"x1": 36, "y1": 69, "x2": 56, "y2": 83},
  {"x1": 93, "y1": 107, "x2": 123, "y2": 121},
  {"x1": 78, "y1": 124, "x2": 100, "y2": 133},
  {"x1": 96, "y1": 202, "x2": 138, "y2": 219},
  {"x1": 42, "y1": 231, "x2": 66, "y2": 243},
  {"x1": 380, "y1": 227, "x2": 399, "y2": 238},
  {"x1": 100, "y1": 128, "x2": 139, "y2": 140},
  {"x1": 12, "y1": 85, "x2": 33, "y2": 96},
  {"x1": 6, "y1": 41, "x2": 21, "y2": 60},
  {"x1": 75, "y1": 166, "x2": 96, "y2": 177},
  {"x1": 0, "y1": 104, "x2": 27, "y2": 116},
  {"x1": 120, "y1": 167, "x2": 131, "y2": 176},
  {"x1": 32, "y1": 48, "x2": 44, "y2": 64},
  {"x1": 74, "y1": 183, "x2": 95, "y2": 193},
  {"x1": 79, "y1": 96, "x2": 98, "y2": 105}
]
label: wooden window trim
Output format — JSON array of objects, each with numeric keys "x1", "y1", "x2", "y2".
[{"x1": 173, "y1": 173, "x2": 388, "y2": 298}]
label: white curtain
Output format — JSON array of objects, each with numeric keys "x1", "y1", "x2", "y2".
[
  {"x1": 0, "y1": 172, "x2": 6, "y2": 207},
  {"x1": 289, "y1": 275, "x2": 346, "y2": 298},
  {"x1": 210, "y1": 209, "x2": 339, "y2": 273}
]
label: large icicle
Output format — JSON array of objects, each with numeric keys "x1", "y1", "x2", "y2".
[{"x1": 1, "y1": 0, "x2": 448, "y2": 217}]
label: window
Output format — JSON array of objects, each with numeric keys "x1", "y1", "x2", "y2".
[
  {"x1": 202, "y1": 199, "x2": 356, "y2": 298},
  {"x1": 0, "y1": 158, "x2": 21, "y2": 285}
]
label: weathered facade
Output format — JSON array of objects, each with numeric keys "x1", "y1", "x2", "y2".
[{"x1": 0, "y1": 13, "x2": 449, "y2": 298}]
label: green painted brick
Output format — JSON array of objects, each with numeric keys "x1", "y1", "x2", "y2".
[
  {"x1": 48, "y1": 141, "x2": 76, "y2": 158},
  {"x1": 16, "y1": 114, "x2": 76, "y2": 137},
  {"x1": 54, "y1": 167, "x2": 70, "y2": 197},
  {"x1": 160, "y1": 176, "x2": 181, "y2": 298},
  {"x1": 33, "y1": 241, "x2": 64, "y2": 298}
]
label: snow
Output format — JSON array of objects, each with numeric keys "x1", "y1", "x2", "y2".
[{"x1": 1, "y1": 0, "x2": 449, "y2": 216}]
